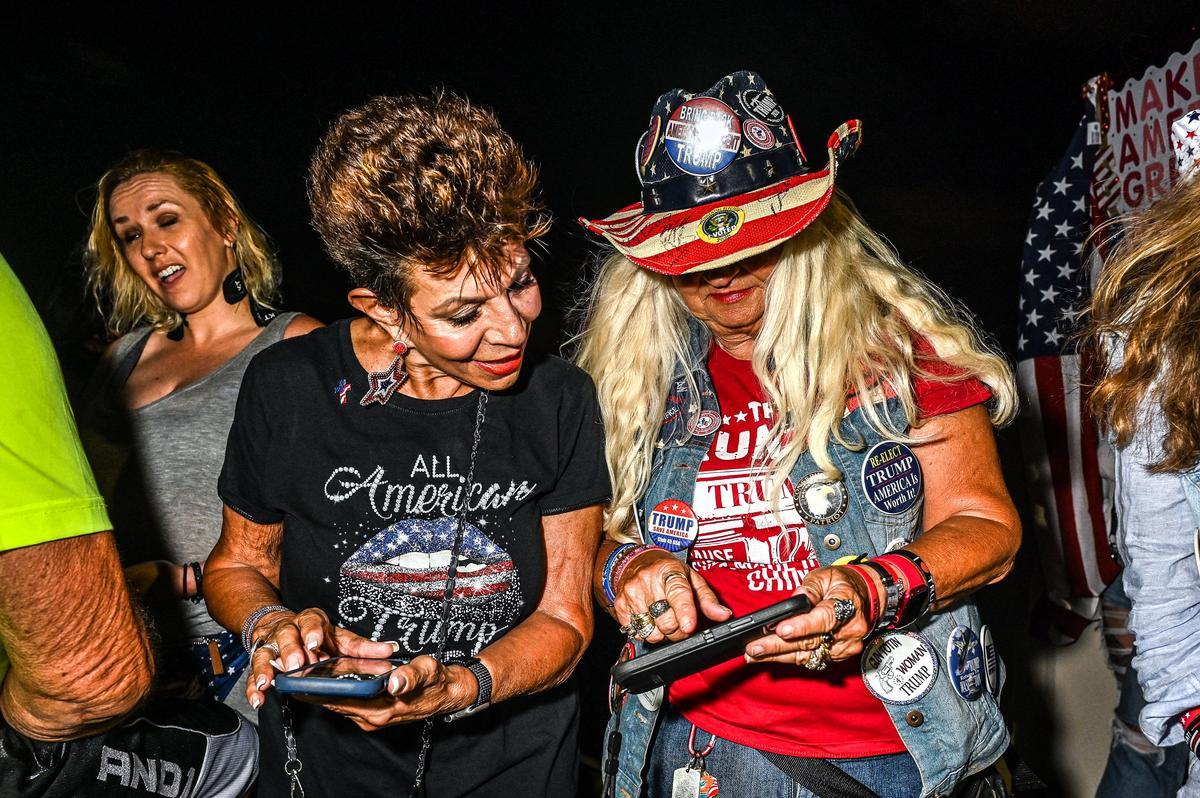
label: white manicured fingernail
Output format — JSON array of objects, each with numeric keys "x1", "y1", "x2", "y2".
[
  {"x1": 306, "y1": 635, "x2": 319, "y2": 650},
  {"x1": 256, "y1": 675, "x2": 268, "y2": 690},
  {"x1": 387, "y1": 641, "x2": 401, "y2": 654},
  {"x1": 251, "y1": 695, "x2": 262, "y2": 709}
]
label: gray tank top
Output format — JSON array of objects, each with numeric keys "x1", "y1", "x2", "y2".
[{"x1": 94, "y1": 312, "x2": 299, "y2": 640}]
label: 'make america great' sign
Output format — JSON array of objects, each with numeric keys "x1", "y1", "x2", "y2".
[{"x1": 1108, "y1": 38, "x2": 1200, "y2": 213}]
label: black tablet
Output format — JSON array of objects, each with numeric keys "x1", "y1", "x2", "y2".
[{"x1": 610, "y1": 594, "x2": 812, "y2": 694}]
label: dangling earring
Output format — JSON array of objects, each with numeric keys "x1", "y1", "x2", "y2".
[
  {"x1": 360, "y1": 337, "x2": 409, "y2": 407},
  {"x1": 222, "y1": 268, "x2": 248, "y2": 304}
]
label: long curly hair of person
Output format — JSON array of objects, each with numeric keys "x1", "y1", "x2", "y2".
[{"x1": 1088, "y1": 175, "x2": 1200, "y2": 473}]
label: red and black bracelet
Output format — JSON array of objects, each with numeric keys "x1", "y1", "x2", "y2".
[
  {"x1": 1181, "y1": 707, "x2": 1200, "y2": 755},
  {"x1": 876, "y1": 550, "x2": 936, "y2": 629}
]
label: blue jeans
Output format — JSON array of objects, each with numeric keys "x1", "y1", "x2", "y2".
[
  {"x1": 645, "y1": 704, "x2": 923, "y2": 798},
  {"x1": 1096, "y1": 576, "x2": 1188, "y2": 798}
]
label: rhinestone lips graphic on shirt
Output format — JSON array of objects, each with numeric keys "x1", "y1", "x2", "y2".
[{"x1": 337, "y1": 516, "x2": 522, "y2": 651}]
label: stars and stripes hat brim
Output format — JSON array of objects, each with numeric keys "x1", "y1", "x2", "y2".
[{"x1": 579, "y1": 70, "x2": 861, "y2": 277}]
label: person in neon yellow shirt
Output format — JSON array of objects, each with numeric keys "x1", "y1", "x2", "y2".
[{"x1": 0, "y1": 253, "x2": 257, "y2": 795}]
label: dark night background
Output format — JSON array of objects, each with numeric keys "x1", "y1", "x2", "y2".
[{"x1": 4, "y1": 7, "x2": 1200, "y2": 793}]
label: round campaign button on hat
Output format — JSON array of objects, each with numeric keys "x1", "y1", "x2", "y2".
[
  {"x1": 647, "y1": 500, "x2": 699, "y2": 552},
  {"x1": 738, "y1": 88, "x2": 786, "y2": 124},
  {"x1": 861, "y1": 441, "x2": 923, "y2": 515},
  {"x1": 861, "y1": 631, "x2": 938, "y2": 705},
  {"x1": 664, "y1": 97, "x2": 743, "y2": 176},
  {"x1": 980, "y1": 625, "x2": 1000, "y2": 695},
  {"x1": 946, "y1": 626, "x2": 985, "y2": 701},
  {"x1": 793, "y1": 472, "x2": 849, "y2": 526},
  {"x1": 743, "y1": 117, "x2": 776, "y2": 150}
]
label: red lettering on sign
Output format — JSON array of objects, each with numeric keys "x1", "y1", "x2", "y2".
[
  {"x1": 1114, "y1": 91, "x2": 1138, "y2": 133},
  {"x1": 1123, "y1": 170, "x2": 1144, "y2": 208},
  {"x1": 1119, "y1": 133, "x2": 1140, "y2": 171},
  {"x1": 1166, "y1": 62, "x2": 1193, "y2": 107},
  {"x1": 1145, "y1": 161, "x2": 1167, "y2": 202},
  {"x1": 1141, "y1": 79, "x2": 1164, "y2": 117},
  {"x1": 1142, "y1": 120, "x2": 1167, "y2": 160}
]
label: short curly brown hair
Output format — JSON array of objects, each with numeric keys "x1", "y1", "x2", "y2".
[{"x1": 308, "y1": 92, "x2": 549, "y2": 321}]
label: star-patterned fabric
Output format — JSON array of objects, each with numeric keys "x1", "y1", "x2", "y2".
[
  {"x1": 1173, "y1": 109, "x2": 1200, "y2": 181},
  {"x1": 1018, "y1": 115, "x2": 1093, "y2": 360},
  {"x1": 1015, "y1": 99, "x2": 1120, "y2": 643}
]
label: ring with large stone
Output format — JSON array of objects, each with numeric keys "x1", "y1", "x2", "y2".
[
  {"x1": 648, "y1": 600, "x2": 671, "y2": 619},
  {"x1": 804, "y1": 642, "x2": 830, "y2": 671},
  {"x1": 832, "y1": 598, "x2": 856, "y2": 624}
]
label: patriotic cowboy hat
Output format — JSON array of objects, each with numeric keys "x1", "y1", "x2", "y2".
[{"x1": 580, "y1": 70, "x2": 862, "y2": 276}]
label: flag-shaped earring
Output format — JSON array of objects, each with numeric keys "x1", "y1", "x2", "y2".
[{"x1": 360, "y1": 339, "x2": 409, "y2": 407}]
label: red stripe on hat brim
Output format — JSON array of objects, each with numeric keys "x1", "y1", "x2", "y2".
[{"x1": 627, "y1": 184, "x2": 835, "y2": 275}]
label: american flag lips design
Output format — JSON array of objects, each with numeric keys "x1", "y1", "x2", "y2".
[{"x1": 341, "y1": 517, "x2": 514, "y2": 605}]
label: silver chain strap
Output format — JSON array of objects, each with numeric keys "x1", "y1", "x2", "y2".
[
  {"x1": 409, "y1": 389, "x2": 489, "y2": 797},
  {"x1": 281, "y1": 698, "x2": 305, "y2": 797}
]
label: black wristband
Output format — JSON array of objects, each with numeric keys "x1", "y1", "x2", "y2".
[
  {"x1": 859, "y1": 560, "x2": 902, "y2": 631},
  {"x1": 188, "y1": 562, "x2": 204, "y2": 604}
]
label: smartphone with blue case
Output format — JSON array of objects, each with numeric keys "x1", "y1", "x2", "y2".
[{"x1": 274, "y1": 656, "x2": 406, "y2": 698}]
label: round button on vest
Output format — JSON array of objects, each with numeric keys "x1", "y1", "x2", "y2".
[
  {"x1": 905, "y1": 710, "x2": 925, "y2": 727},
  {"x1": 823, "y1": 533, "x2": 842, "y2": 550}
]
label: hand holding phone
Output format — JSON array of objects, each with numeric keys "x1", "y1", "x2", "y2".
[{"x1": 611, "y1": 595, "x2": 812, "y2": 694}]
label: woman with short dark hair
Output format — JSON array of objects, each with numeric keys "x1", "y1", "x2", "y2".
[{"x1": 205, "y1": 93, "x2": 610, "y2": 796}]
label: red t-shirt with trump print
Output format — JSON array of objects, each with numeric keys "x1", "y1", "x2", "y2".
[{"x1": 667, "y1": 341, "x2": 990, "y2": 757}]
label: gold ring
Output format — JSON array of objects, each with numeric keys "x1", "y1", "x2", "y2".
[
  {"x1": 662, "y1": 571, "x2": 689, "y2": 588},
  {"x1": 805, "y1": 642, "x2": 830, "y2": 671}
]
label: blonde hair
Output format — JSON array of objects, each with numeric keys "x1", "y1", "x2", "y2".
[
  {"x1": 85, "y1": 150, "x2": 281, "y2": 338},
  {"x1": 575, "y1": 194, "x2": 1016, "y2": 539},
  {"x1": 1088, "y1": 176, "x2": 1200, "y2": 473}
]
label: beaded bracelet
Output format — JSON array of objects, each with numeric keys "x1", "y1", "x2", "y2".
[
  {"x1": 240, "y1": 604, "x2": 291, "y2": 653},
  {"x1": 601, "y1": 543, "x2": 637, "y2": 604},
  {"x1": 187, "y1": 562, "x2": 204, "y2": 604},
  {"x1": 609, "y1": 544, "x2": 662, "y2": 598}
]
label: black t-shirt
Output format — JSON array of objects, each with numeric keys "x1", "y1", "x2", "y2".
[{"x1": 218, "y1": 319, "x2": 610, "y2": 797}]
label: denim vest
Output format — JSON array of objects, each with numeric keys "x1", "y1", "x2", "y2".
[{"x1": 605, "y1": 320, "x2": 1008, "y2": 798}]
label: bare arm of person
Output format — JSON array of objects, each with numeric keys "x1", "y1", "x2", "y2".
[
  {"x1": 750, "y1": 404, "x2": 1021, "y2": 664},
  {"x1": 204, "y1": 506, "x2": 412, "y2": 710},
  {"x1": 0, "y1": 531, "x2": 153, "y2": 741}
]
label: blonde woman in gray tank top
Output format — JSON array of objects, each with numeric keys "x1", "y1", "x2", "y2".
[{"x1": 79, "y1": 151, "x2": 321, "y2": 722}]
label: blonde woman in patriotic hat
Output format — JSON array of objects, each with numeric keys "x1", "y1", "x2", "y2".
[{"x1": 577, "y1": 70, "x2": 1021, "y2": 797}]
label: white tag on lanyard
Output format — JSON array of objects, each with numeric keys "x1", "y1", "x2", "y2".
[{"x1": 671, "y1": 766, "x2": 701, "y2": 798}]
